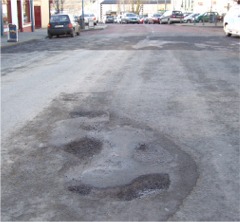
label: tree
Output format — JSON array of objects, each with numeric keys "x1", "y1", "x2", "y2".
[
  {"x1": 54, "y1": 0, "x2": 65, "y2": 13},
  {"x1": 130, "y1": 0, "x2": 143, "y2": 14}
]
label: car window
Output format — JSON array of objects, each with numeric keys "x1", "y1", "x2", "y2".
[
  {"x1": 50, "y1": 15, "x2": 70, "y2": 22},
  {"x1": 173, "y1": 11, "x2": 182, "y2": 15}
]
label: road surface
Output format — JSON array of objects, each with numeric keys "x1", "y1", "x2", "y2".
[{"x1": 1, "y1": 24, "x2": 239, "y2": 221}]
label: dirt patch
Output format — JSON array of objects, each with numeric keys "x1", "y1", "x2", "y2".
[{"x1": 63, "y1": 137, "x2": 103, "y2": 159}]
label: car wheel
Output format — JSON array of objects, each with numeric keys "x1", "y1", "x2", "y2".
[
  {"x1": 71, "y1": 30, "x2": 75, "y2": 37},
  {"x1": 224, "y1": 25, "x2": 232, "y2": 37}
]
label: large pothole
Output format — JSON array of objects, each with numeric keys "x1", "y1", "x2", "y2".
[
  {"x1": 68, "y1": 173, "x2": 170, "y2": 201},
  {"x1": 63, "y1": 137, "x2": 103, "y2": 159}
]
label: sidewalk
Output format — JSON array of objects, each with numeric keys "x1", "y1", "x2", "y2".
[
  {"x1": 175, "y1": 21, "x2": 223, "y2": 28},
  {"x1": 1, "y1": 24, "x2": 107, "y2": 48}
]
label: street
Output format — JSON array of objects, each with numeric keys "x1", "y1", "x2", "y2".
[{"x1": 1, "y1": 24, "x2": 240, "y2": 221}]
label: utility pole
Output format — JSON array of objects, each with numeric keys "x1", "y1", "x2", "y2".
[
  {"x1": 30, "y1": 0, "x2": 35, "y2": 32},
  {"x1": 82, "y1": 0, "x2": 85, "y2": 29},
  {"x1": 0, "y1": 2, "x2": 4, "y2": 36}
]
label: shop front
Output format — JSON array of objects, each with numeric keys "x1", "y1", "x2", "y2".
[{"x1": 1, "y1": 0, "x2": 34, "y2": 34}]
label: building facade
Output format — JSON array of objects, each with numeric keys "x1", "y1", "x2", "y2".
[
  {"x1": 1, "y1": 0, "x2": 50, "y2": 35},
  {"x1": 1, "y1": 0, "x2": 34, "y2": 33}
]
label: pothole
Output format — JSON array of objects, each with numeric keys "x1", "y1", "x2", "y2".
[
  {"x1": 68, "y1": 173, "x2": 170, "y2": 201},
  {"x1": 136, "y1": 143, "x2": 148, "y2": 151},
  {"x1": 114, "y1": 173, "x2": 170, "y2": 201},
  {"x1": 63, "y1": 137, "x2": 103, "y2": 159},
  {"x1": 68, "y1": 184, "x2": 92, "y2": 195}
]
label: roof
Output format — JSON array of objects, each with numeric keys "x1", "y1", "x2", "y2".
[{"x1": 101, "y1": 0, "x2": 171, "y2": 4}]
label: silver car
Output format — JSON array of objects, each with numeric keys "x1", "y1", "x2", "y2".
[
  {"x1": 160, "y1": 10, "x2": 184, "y2": 24},
  {"x1": 81, "y1": 13, "x2": 98, "y2": 25},
  {"x1": 121, "y1": 13, "x2": 140, "y2": 24}
]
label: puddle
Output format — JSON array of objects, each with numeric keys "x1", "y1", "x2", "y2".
[{"x1": 63, "y1": 137, "x2": 103, "y2": 159}]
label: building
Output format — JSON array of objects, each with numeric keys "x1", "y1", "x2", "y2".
[
  {"x1": 34, "y1": 0, "x2": 51, "y2": 28},
  {"x1": 183, "y1": 0, "x2": 238, "y2": 13},
  {"x1": 1, "y1": 0, "x2": 50, "y2": 35}
]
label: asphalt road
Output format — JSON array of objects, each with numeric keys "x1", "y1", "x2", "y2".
[{"x1": 1, "y1": 24, "x2": 240, "y2": 221}]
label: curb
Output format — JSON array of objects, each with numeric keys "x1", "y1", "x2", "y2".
[{"x1": 175, "y1": 23, "x2": 223, "y2": 28}]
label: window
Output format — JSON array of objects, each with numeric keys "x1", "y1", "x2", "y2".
[
  {"x1": 23, "y1": 0, "x2": 30, "y2": 24},
  {"x1": 2, "y1": 0, "x2": 12, "y2": 27}
]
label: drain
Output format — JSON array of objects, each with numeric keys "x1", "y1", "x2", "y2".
[{"x1": 63, "y1": 137, "x2": 103, "y2": 159}]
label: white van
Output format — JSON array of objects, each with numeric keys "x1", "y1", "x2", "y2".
[{"x1": 223, "y1": 4, "x2": 240, "y2": 37}]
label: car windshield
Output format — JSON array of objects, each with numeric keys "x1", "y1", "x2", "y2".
[
  {"x1": 50, "y1": 15, "x2": 69, "y2": 22},
  {"x1": 127, "y1": 14, "x2": 136, "y2": 17},
  {"x1": 173, "y1": 11, "x2": 182, "y2": 15}
]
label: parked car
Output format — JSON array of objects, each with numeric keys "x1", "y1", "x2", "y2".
[
  {"x1": 195, "y1": 12, "x2": 220, "y2": 23},
  {"x1": 47, "y1": 13, "x2": 80, "y2": 38},
  {"x1": 80, "y1": 13, "x2": 98, "y2": 25},
  {"x1": 160, "y1": 10, "x2": 184, "y2": 24},
  {"x1": 183, "y1": 12, "x2": 192, "y2": 18},
  {"x1": 183, "y1": 13, "x2": 200, "y2": 23},
  {"x1": 121, "y1": 13, "x2": 140, "y2": 24},
  {"x1": 103, "y1": 15, "x2": 114, "y2": 23},
  {"x1": 148, "y1": 13, "x2": 163, "y2": 24},
  {"x1": 139, "y1": 15, "x2": 148, "y2": 24},
  {"x1": 223, "y1": 4, "x2": 240, "y2": 37}
]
